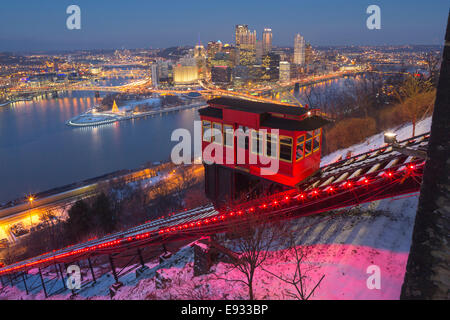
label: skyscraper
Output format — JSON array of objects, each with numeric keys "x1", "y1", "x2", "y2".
[
  {"x1": 293, "y1": 33, "x2": 305, "y2": 65},
  {"x1": 194, "y1": 44, "x2": 206, "y2": 58},
  {"x1": 255, "y1": 40, "x2": 263, "y2": 63},
  {"x1": 235, "y1": 24, "x2": 257, "y2": 67},
  {"x1": 235, "y1": 24, "x2": 256, "y2": 48},
  {"x1": 207, "y1": 41, "x2": 223, "y2": 58},
  {"x1": 262, "y1": 52, "x2": 280, "y2": 81},
  {"x1": 151, "y1": 63, "x2": 159, "y2": 88},
  {"x1": 279, "y1": 61, "x2": 290, "y2": 82},
  {"x1": 262, "y1": 28, "x2": 272, "y2": 55},
  {"x1": 235, "y1": 25, "x2": 248, "y2": 46}
]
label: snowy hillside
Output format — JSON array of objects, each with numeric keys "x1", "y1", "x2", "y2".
[
  {"x1": 0, "y1": 117, "x2": 432, "y2": 300},
  {"x1": 322, "y1": 116, "x2": 432, "y2": 166}
]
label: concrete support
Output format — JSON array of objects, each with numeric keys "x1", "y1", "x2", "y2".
[
  {"x1": 38, "y1": 268, "x2": 48, "y2": 298},
  {"x1": 88, "y1": 258, "x2": 96, "y2": 283},
  {"x1": 109, "y1": 255, "x2": 119, "y2": 283},
  {"x1": 21, "y1": 272, "x2": 28, "y2": 295}
]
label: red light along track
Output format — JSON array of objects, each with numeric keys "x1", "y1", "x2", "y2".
[{"x1": 0, "y1": 132, "x2": 429, "y2": 277}]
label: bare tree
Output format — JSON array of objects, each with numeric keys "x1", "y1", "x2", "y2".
[
  {"x1": 262, "y1": 236, "x2": 324, "y2": 300},
  {"x1": 40, "y1": 209, "x2": 58, "y2": 227},
  {"x1": 218, "y1": 214, "x2": 285, "y2": 300},
  {"x1": 423, "y1": 51, "x2": 441, "y2": 85}
]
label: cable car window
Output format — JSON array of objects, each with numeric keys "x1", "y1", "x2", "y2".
[
  {"x1": 265, "y1": 133, "x2": 278, "y2": 158},
  {"x1": 305, "y1": 131, "x2": 313, "y2": 156},
  {"x1": 224, "y1": 124, "x2": 233, "y2": 147},
  {"x1": 296, "y1": 135, "x2": 305, "y2": 161},
  {"x1": 212, "y1": 122, "x2": 222, "y2": 144},
  {"x1": 238, "y1": 126, "x2": 249, "y2": 150},
  {"x1": 313, "y1": 128, "x2": 321, "y2": 152},
  {"x1": 251, "y1": 131, "x2": 263, "y2": 155},
  {"x1": 202, "y1": 120, "x2": 211, "y2": 142},
  {"x1": 279, "y1": 136, "x2": 292, "y2": 162}
]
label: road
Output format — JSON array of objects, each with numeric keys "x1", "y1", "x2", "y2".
[{"x1": 0, "y1": 166, "x2": 160, "y2": 242}]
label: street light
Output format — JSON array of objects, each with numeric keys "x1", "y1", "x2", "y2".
[
  {"x1": 28, "y1": 196, "x2": 34, "y2": 228},
  {"x1": 384, "y1": 132, "x2": 397, "y2": 144},
  {"x1": 384, "y1": 132, "x2": 427, "y2": 159}
]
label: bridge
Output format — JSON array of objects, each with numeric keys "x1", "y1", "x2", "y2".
[{"x1": 0, "y1": 132, "x2": 429, "y2": 296}]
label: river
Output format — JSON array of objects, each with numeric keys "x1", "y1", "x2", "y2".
[{"x1": 0, "y1": 90, "x2": 200, "y2": 203}]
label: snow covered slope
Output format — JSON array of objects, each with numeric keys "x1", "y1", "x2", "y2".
[{"x1": 322, "y1": 116, "x2": 432, "y2": 166}]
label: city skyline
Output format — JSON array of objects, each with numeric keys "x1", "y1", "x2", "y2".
[{"x1": 0, "y1": 0, "x2": 448, "y2": 52}]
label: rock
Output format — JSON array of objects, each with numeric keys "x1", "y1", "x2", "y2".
[{"x1": 155, "y1": 271, "x2": 171, "y2": 289}]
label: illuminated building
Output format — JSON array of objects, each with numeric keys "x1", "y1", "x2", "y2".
[
  {"x1": 90, "y1": 67, "x2": 102, "y2": 75},
  {"x1": 262, "y1": 28, "x2": 272, "y2": 55},
  {"x1": 262, "y1": 53, "x2": 280, "y2": 81},
  {"x1": 207, "y1": 41, "x2": 223, "y2": 67},
  {"x1": 238, "y1": 48, "x2": 256, "y2": 66},
  {"x1": 305, "y1": 43, "x2": 313, "y2": 65},
  {"x1": 151, "y1": 64, "x2": 159, "y2": 88},
  {"x1": 248, "y1": 65, "x2": 264, "y2": 81},
  {"x1": 294, "y1": 33, "x2": 305, "y2": 65},
  {"x1": 233, "y1": 65, "x2": 249, "y2": 83},
  {"x1": 255, "y1": 40, "x2": 263, "y2": 63},
  {"x1": 221, "y1": 44, "x2": 238, "y2": 67},
  {"x1": 157, "y1": 61, "x2": 170, "y2": 82},
  {"x1": 235, "y1": 24, "x2": 247, "y2": 46},
  {"x1": 178, "y1": 56, "x2": 197, "y2": 67},
  {"x1": 279, "y1": 61, "x2": 290, "y2": 82},
  {"x1": 194, "y1": 41, "x2": 207, "y2": 80},
  {"x1": 235, "y1": 25, "x2": 256, "y2": 47},
  {"x1": 235, "y1": 25, "x2": 258, "y2": 69},
  {"x1": 211, "y1": 66, "x2": 232, "y2": 84},
  {"x1": 173, "y1": 65, "x2": 198, "y2": 85},
  {"x1": 211, "y1": 52, "x2": 232, "y2": 67},
  {"x1": 207, "y1": 41, "x2": 223, "y2": 57},
  {"x1": 194, "y1": 44, "x2": 206, "y2": 58}
]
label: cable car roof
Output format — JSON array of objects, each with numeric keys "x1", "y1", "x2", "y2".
[{"x1": 207, "y1": 97, "x2": 308, "y2": 116}]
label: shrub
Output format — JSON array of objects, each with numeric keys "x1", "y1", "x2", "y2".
[{"x1": 323, "y1": 117, "x2": 377, "y2": 155}]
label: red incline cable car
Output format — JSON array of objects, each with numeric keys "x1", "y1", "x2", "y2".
[{"x1": 199, "y1": 97, "x2": 332, "y2": 203}]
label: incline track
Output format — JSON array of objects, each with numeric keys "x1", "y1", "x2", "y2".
[{"x1": 0, "y1": 132, "x2": 429, "y2": 277}]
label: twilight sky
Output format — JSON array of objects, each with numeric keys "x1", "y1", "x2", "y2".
[{"x1": 0, "y1": 0, "x2": 448, "y2": 52}]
